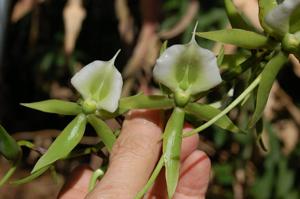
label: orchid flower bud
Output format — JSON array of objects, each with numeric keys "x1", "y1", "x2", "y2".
[
  {"x1": 153, "y1": 24, "x2": 222, "y2": 106},
  {"x1": 265, "y1": 0, "x2": 300, "y2": 36},
  {"x1": 71, "y1": 50, "x2": 123, "y2": 113}
]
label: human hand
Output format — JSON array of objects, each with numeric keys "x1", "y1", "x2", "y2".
[{"x1": 58, "y1": 110, "x2": 211, "y2": 199}]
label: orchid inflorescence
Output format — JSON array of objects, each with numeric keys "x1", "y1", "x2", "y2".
[{"x1": 1, "y1": 0, "x2": 300, "y2": 198}]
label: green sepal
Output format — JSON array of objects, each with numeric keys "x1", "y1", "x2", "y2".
[
  {"x1": 21, "y1": 100, "x2": 82, "y2": 115},
  {"x1": 11, "y1": 166, "x2": 50, "y2": 185},
  {"x1": 87, "y1": 115, "x2": 116, "y2": 152},
  {"x1": 258, "y1": 0, "x2": 277, "y2": 33},
  {"x1": 120, "y1": 93, "x2": 174, "y2": 111},
  {"x1": 163, "y1": 108, "x2": 185, "y2": 198},
  {"x1": 0, "y1": 124, "x2": 21, "y2": 162},
  {"x1": 196, "y1": 29, "x2": 274, "y2": 49},
  {"x1": 224, "y1": 0, "x2": 256, "y2": 31},
  {"x1": 31, "y1": 114, "x2": 87, "y2": 173},
  {"x1": 184, "y1": 103, "x2": 243, "y2": 134},
  {"x1": 250, "y1": 51, "x2": 288, "y2": 127}
]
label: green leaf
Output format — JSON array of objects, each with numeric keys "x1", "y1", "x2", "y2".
[
  {"x1": 184, "y1": 103, "x2": 242, "y2": 134},
  {"x1": 119, "y1": 93, "x2": 174, "y2": 112},
  {"x1": 196, "y1": 29, "x2": 273, "y2": 49},
  {"x1": 290, "y1": 8, "x2": 300, "y2": 33},
  {"x1": 32, "y1": 114, "x2": 87, "y2": 173},
  {"x1": 163, "y1": 108, "x2": 185, "y2": 198},
  {"x1": 0, "y1": 124, "x2": 21, "y2": 162},
  {"x1": 250, "y1": 52, "x2": 288, "y2": 126},
  {"x1": 258, "y1": 0, "x2": 277, "y2": 33},
  {"x1": 87, "y1": 115, "x2": 116, "y2": 152},
  {"x1": 224, "y1": 0, "x2": 255, "y2": 31},
  {"x1": 21, "y1": 100, "x2": 82, "y2": 115},
  {"x1": 11, "y1": 166, "x2": 50, "y2": 185}
]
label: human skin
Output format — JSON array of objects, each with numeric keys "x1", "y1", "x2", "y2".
[{"x1": 58, "y1": 110, "x2": 211, "y2": 199}]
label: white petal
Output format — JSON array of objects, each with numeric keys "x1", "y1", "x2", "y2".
[
  {"x1": 71, "y1": 51, "x2": 122, "y2": 113},
  {"x1": 153, "y1": 45, "x2": 185, "y2": 92},
  {"x1": 265, "y1": 0, "x2": 300, "y2": 35},
  {"x1": 153, "y1": 42, "x2": 222, "y2": 95},
  {"x1": 189, "y1": 46, "x2": 222, "y2": 93}
]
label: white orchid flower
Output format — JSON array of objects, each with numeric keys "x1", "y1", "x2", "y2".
[
  {"x1": 153, "y1": 24, "x2": 222, "y2": 105},
  {"x1": 265, "y1": 0, "x2": 300, "y2": 36},
  {"x1": 71, "y1": 50, "x2": 122, "y2": 113}
]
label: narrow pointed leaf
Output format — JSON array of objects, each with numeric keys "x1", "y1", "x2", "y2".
[
  {"x1": 32, "y1": 114, "x2": 87, "y2": 173},
  {"x1": 184, "y1": 103, "x2": 242, "y2": 134},
  {"x1": 87, "y1": 115, "x2": 116, "y2": 152},
  {"x1": 258, "y1": 0, "x2": 277, "y2": 32},
  {"x1": 21, "y1": 100, "x2": 82, "y2": 115},
  {"x1": 217, "y1": 45, "x2": 225, "y2": 66},
  {"x1": 197, "y1": 29, "x2": 273, "y2": 49},
  {"x1": 250, "y1": 52, "x2": 288, "y2": 126},
  {"x1": 160, "y1": 40, "x2": 168, "y2": 55},
  {"x1": 0, "y1": 124, "x2": 21, "y2": 162},
  {"x1": 224, "y1": 0, "x2": 255, "y2": 31},
  {"x1": 11, "y1": 166, "x2": 50, "y2": 185},
  {"x1": 163, "y1": 108, "x2": 185, "y2": 198}
]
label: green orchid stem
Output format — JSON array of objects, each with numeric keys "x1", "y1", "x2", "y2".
[
  {"x1": 135, "y1": 156, "x2": 164, "y2": 199},
  {"x1": 18, "y1": 140, "x2": 35, "y2": 149},
  {"x1": 0, "y1": 163, "x2": 18, "y2": 187},
  {"x1": 0, "y1": 156, "x2": 21, "y2": 187},
  {"x1": 183, "y1": 73, "x2": 262, "y2": 137},
  {"x1": 88, "y1": 169, "x2": 104, "y2": 192}
]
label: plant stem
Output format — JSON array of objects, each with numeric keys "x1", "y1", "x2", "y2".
[
  {"x1": 183, "y1": 73, "x2": 262, "y2": 137},
  {"x1": 135, "y1": 156, "x2": 164, "y2": 199},
  {"x1": 88, "y1": 169, "x2": 104, "y2": 192}
]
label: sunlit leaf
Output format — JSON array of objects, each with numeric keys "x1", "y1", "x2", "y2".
[
  {"x1": 184, "y1": 103, "x2": 242, "y2": 134},
  {"x1": 250, "y1": 52, "x2": 288, "y2": 126},
  {"x1": 32, "y1": 114, "x2": 87, "y2": 173},
  {"x1": 21, "y1": 100, "x2": 82, "y2": 115},
  {"x1": 197, "y1": 29, "x2": 274, "y2": 49}
]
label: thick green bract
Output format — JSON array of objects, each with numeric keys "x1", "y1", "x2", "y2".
[
  {"x1": 163, "y1": 107, "x2": 185, "y2": 198},
  {"x1": 32, "y1": 114, "x2": 87, "y2": 173}
]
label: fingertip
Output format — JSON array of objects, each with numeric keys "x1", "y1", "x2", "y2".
[
  {"x1": 175, "y1": 150, "x2": 211, "y2": 198},
  {"x1": 58, "y1": 165, "x2": 93, "y2": 199}
]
